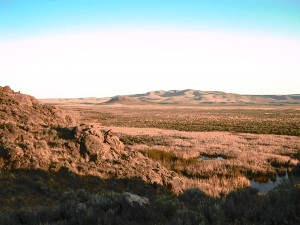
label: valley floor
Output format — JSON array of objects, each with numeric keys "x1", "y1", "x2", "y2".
[{"x1": 55, "y1": 103, "x2": 300, "y2": 197}]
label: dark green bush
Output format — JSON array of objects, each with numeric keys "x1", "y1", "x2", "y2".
[
  {"x1": 178, "y1": 188, "x2": 212, "y2": 210},
  {"x1": 154, "y1": 195, "x2": 179, "y2": 219},
  {"x1": 168, "y1": 209, "x2": 205, "y2": 225}
]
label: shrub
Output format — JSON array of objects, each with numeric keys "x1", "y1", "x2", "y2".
[
  {"x1": 178, "y1": 188, "x2": 212, "y2": 210},
  {"x1": 168, "y1": 209, "x2": 205, "y2": 225},
  {"x1": 154, "y1": 195, "x2": 179, "y2": 219}
]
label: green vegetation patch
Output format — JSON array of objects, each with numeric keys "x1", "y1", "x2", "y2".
[
  {"x1": 120, "y1": 135, "x2": 170, "y2": 146},
  {"x1": 140, "y1": 149, "x2": 198, "y2": 176}
]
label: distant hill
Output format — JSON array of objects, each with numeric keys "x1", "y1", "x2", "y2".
[
  {"x1": 104, "y1": 95, "x2": 150, "y2": 105},
  {"x1": 103, "y1": 89, "x2": 300, "y2": 105},
  {"x1": 41, "y1": 89, "x2": 300, "y2": 105}
]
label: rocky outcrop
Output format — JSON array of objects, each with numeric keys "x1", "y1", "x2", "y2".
[
  {"x1": 0, "y1": 86, "x2": 184, "y2": 193},
  {"x1": 0, "y1": 86, "x2": 76, "y2": 127},
  {"x1": 76, "y1": 124, "x2": 110, "y2": 161}
]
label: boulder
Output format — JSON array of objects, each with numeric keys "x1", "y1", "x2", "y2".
[
  {"x1": 121, "y1": 192, "x2": 150, "y2": 220},
  {"x1": 80, "y1": 135, "x2": 110, "y2": 161},
  {"x1": 1, "y1": 85, "x2": 14, "y2": 94},
  {"x1": 75, "y1": 124, "x2": 104, "y2": 142}
]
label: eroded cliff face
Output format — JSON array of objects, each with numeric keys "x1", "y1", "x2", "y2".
[{"x1": 0, "y1": 86, "x2": 183, "y2": 193}]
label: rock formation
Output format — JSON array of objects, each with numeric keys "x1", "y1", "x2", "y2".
[{"x1": 0, "y1": 86, "x2": 184, "y2": 193}]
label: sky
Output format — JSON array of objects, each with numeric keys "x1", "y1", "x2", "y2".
[{"x1": 0, "y1": 0, "x2": 300, "y2": 98}]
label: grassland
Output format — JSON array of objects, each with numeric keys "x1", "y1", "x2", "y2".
[
  {"x1": 64, "y1": 105, "x2": 300, "y2": 136},
  {"x1": 104, "y1": 126, "x2": 299, "y2": 196},
  {"x1": 56, "y1": 104, "x2": 300, "y2": 197}
]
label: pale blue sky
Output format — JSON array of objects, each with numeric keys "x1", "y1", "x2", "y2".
[
  {"x1": 1, "y1": 0, "x2": 300, "y2": 38},
  {"x1": 0, "y1": 0, "x2": 299, "y2": 98}
]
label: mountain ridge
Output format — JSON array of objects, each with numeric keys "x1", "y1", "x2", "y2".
[{"x1": 41, "y1": 89, "x2": 300, "y2": 105}]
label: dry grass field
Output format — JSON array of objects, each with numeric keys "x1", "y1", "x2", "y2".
[
  {"x1": 50, "y1": 103, "x2": 300, "y2": 197},
  {"x1": 58, "y1": 104, "x2": 300, "y2": 136}
]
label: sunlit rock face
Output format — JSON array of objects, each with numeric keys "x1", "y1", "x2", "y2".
[{"x1": 0, "y1": 86, "x2": 184, "y2": 193}]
